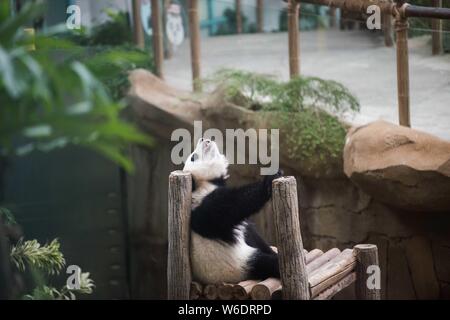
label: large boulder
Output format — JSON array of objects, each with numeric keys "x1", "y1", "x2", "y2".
[{"x1": 344, "y1": 120, "x2": 450, "y2": 212}]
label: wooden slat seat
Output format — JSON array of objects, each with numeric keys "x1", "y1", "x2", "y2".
[{"x1": 189, "y1": 246, "x2": 367, "y2": 300}]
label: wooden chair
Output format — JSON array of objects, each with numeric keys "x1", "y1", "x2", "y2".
[{"x1": 167, "y1": 171, "x2": 381, "y2": 300}]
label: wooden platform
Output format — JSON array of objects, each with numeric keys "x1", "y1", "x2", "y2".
[{"x1": 190, "y1": 247, "x2": 357, "y2": 300}]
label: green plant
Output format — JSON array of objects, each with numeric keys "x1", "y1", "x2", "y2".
[
  {"x1": 205, "y1": 69, "x2": 359, "y2": 114},
  {"x1": 24, "y1": 272, "x2": 94, "y2": 300},
  {"x1": 0, "y1": 2, "x2": 154, "y2": 172},
  {"x1": 10, "y1": 239, "x2": 65, "y2": 275},
  {"x1": 89, "y1": 10, "x2": 133, "y2": 46},
  {"x1": 3, "y1": 209, "x2": 94, "y2": 300},
  {"x1": 69, "y1": 45, "x2": 155, "y2": 100},
  {"x1": 204, "y1": 69, "x2": 359, "y2": 170}
]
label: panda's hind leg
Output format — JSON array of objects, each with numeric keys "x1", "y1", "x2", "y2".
[{"x1": 246, "y1": 251, "x2": 280, "y2": 280}]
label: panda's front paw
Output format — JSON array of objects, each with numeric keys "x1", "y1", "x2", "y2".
[{"x1": 263, "y1": 169, "x2": 284, "y2": 196}]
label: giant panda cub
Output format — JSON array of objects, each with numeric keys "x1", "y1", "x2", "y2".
[{"x1": 183, "y1": 138, "x2": 282, "y2": 284}]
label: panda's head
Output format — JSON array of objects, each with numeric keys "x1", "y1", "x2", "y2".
[{"x1": 183, "y1": 138, "x2": 228, "y2": 183}]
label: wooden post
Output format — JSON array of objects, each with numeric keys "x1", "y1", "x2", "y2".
[
  {"x1": 272, "y1": 176, "x2": 309, "y2": 300},
  {"x1": 394, "y1": 3, "x2": 411, "y2": 127},
  {"x1": 167, "y1": 171, "x2": 192, "y2": 300},
  {"x1": 151, "y1": 0, "x2": 164, "y2": 78},
  {"x1": 188, "y1": 0, "x2": 202, "y2": 92},
  {"x1": 132, "y1": 0, "x2": 145, "y2": 49},
  {"x1": 383, "y1": 2, "x2": 393, "y2": 47},
  {"x1": 236, "y1": 0, "x2": 242, "y2": 34},
  {"x1": 432, "y1": 0, "x2": 443, "y2": 55},
  {"x1": 288, "y1": 0, "x2": 300, "y2": 78},
  {"x1": 256, "y1": 0, "x2": 264, "y2": 32},
  {"x1": 354, "y1": 244, "x2": 381, "y2": 300}
]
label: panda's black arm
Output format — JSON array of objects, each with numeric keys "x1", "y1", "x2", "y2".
[{"x1": 191, "y1": 176, "x2": 277, "y2": 242}]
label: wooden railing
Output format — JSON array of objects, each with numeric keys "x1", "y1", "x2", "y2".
[{"x1": 293, "y1": 0, "x2": 450, "y2": 127}]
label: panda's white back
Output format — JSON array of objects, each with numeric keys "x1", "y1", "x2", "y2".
[{"x1": 191, "y1": 220, "x2": 256, "y2": 284}]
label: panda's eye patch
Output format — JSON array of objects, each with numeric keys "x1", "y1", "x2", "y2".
[{"x1": 191, "y1": 153, "x2": 199, "y2": 162}]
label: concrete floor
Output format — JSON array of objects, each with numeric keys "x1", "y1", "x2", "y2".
[{"x1": 164, "y1": 30, "x2": 450, "y2": 140}]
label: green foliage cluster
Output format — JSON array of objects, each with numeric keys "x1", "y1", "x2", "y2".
[
  {"x1": 90, "y1": 10, "x2": 133, "y2": 46},
  {"x1": 68, "y1": 44, "x2": 155, "y2": 100},
  {"x1": 2, "y1": 208, "x2": 94, "y2": 300},
  {"x1": 204, "y1": 69, "x2": 359, "y2": 166},
  {"x1": 10, "y1": 239, "x2": 65, "y2": 275},
  {"x1": 56, "y1": 10, "x2": 154, "y2": 100},
  {"x1": 0, "y1": 2, "x2": 154, "y2": 171},
  {"x1": 24, "y1": 272, "x2": 94, "y2": 300}
]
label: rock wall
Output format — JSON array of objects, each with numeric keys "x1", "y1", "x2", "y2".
[{"x1": 296, "y1": 176, "x2": 450, "y2": 299}]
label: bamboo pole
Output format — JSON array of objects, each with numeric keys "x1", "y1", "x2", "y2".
[
  {"x1": 432, "y1": 0, "x2": 443, "y2": 55},
  {"x1": 257, "y1": 0, "x2": 264, "y2": 32},
  {"x1": 272, "y1": 176, "x2": 309, "y2": 300},
  {"x1": 354, "y1": 244, "x2": 381, "y2": 300},
  {"x1": 236, "y1": 0, "x2": 242, "y2": 34},
  {"x1": 167, "y1": 171, "x2": 192, "y2": 299},
  {"x1": 151, "y1": 0, "x2": 164, "y2": 78},
  {"x1": 132, "y1": 0, "x2": 145, "y2": 49},
  {"x1": 383, "y1": 1, "x2": 393, "y2": 47},
  {"x1": 299, "y1": 0, "x2": 450, "y2": 20},
  {"x1": 394, "y1": 3, "x2": 411, "y2": 127},
  {"x1": 188, "y1": 0, "x2": 202, "y2": 92},
  {"x1": 288, "y1": 0, "x2": 300, "y2": 78}
]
